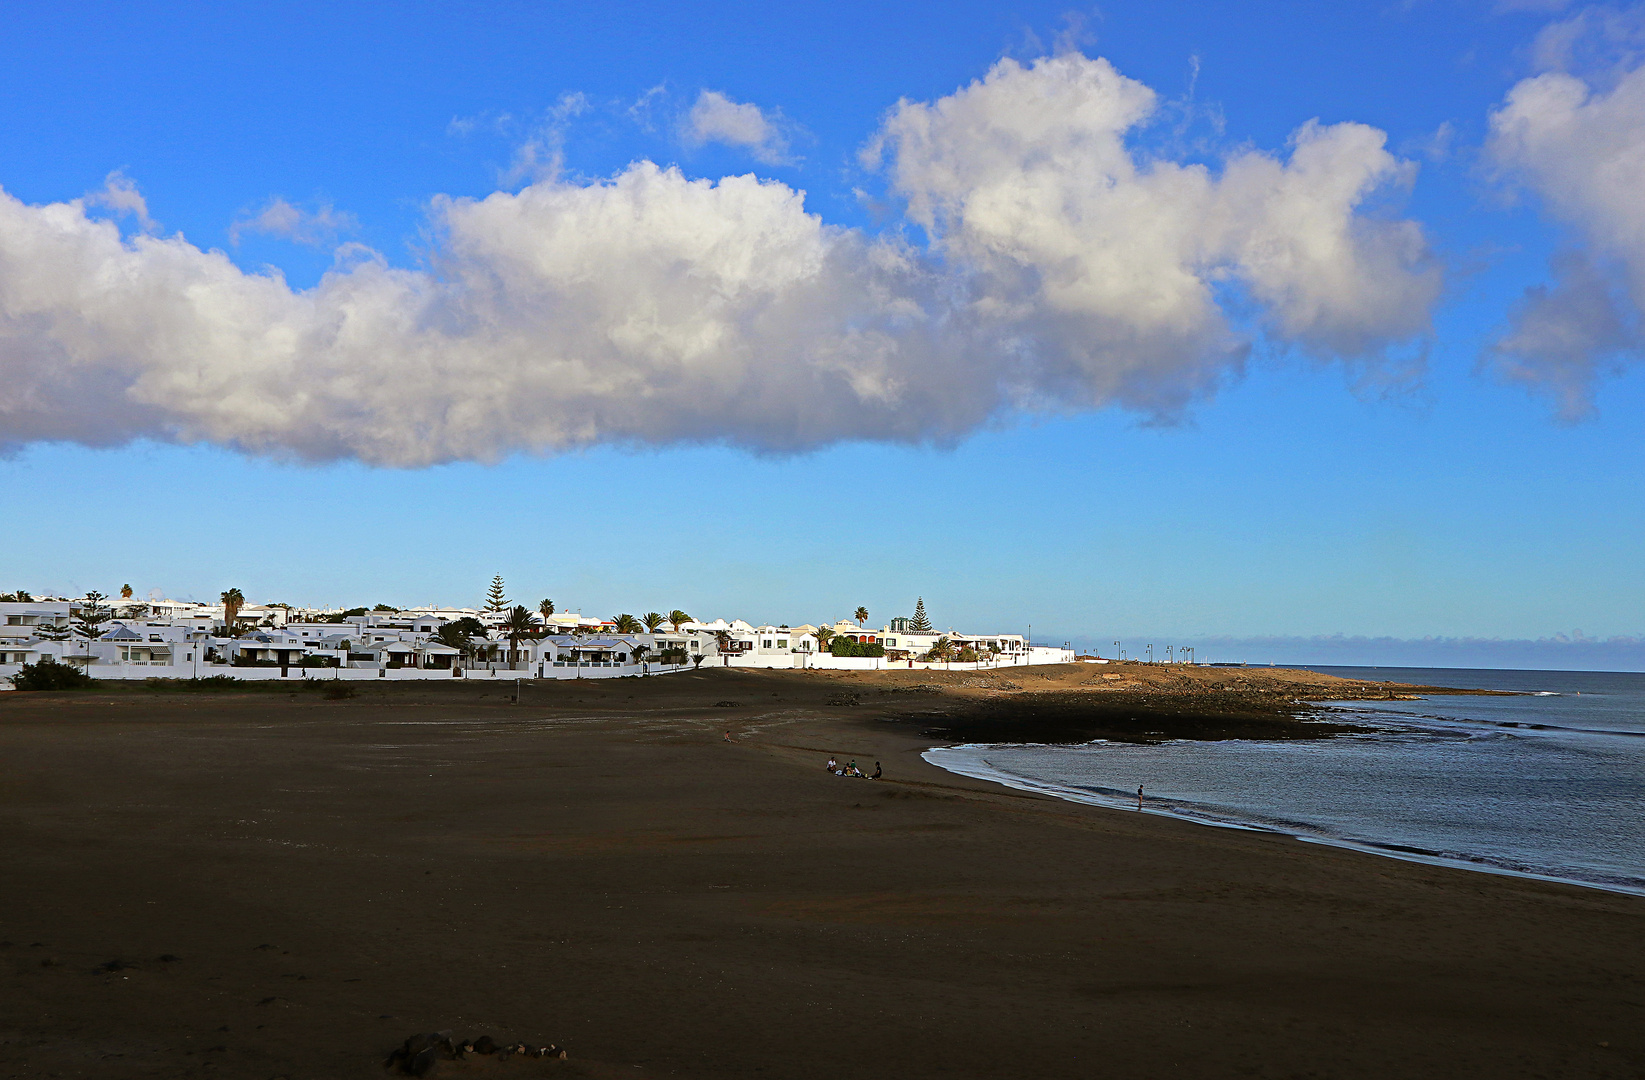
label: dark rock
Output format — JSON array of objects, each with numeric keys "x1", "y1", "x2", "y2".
[{"x1": 470, "y1": 1035, "x2": 498, "y2": 1055}]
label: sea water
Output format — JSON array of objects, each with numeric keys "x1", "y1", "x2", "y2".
[{"x1": 923, "y1": 667, "x2": 1645, "y2": 895}]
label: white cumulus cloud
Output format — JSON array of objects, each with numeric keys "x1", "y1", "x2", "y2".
[
  {"x1": 684, "y1": 90, "x2": 793, "y2": 164},
  {"x1": 228, "y1": 197, "x2": 358, "y2": 247},
  {"x1": 0, "y1": 53, "x2": 1439, "y2": 466},
  {"x1": 1485, "y1": 15, "x2": 1645, "y2": 415},
  {"x1": 867, "y1": 54, "x2": 1439, "y2": 409}
]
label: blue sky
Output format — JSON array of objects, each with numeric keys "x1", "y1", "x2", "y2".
[{"x1": 2, "y1": 1, "x2": 1643, "y2": 666}]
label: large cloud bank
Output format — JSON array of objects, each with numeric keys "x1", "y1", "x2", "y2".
[
  {"x1": 1486, "y1": 13, "x2": 1645, "y2": 417},
  {"x1": 0, "y1": 53, "x2": 1437, "y2": 466}
]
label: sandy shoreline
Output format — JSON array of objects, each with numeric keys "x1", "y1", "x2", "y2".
[{"x1": 2, "y1": 668, "x2": 1641, "y2": 1078}]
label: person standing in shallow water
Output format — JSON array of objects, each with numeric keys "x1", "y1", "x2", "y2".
[{"x1": 1137, "y1": 785, "x2": 1144, "y2": 811}]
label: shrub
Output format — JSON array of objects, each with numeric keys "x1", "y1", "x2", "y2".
[
  {"x1": 830, "y1": 639, "x2": 885, "y2": 658},
  {"x1": 11, "y1": 657, "x2": 94, "y2": 691},
  {"x1": 145, "y1": 676, "x2": 244, "y2": 691}
]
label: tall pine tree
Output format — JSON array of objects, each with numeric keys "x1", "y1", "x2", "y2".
[
  {"x1": 485, "y1": 575, "x2": 508, "y2": 612},
  {"x1": 909, "y1": 597, "x2": 933, "y2": 633},
  {"x1": 72, "y1": 591, "x2": 111, "y2": 647}
]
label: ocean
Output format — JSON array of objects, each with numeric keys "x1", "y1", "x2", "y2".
[{"x1": 923, "y1": 666, "x2": 1645, "y2": 896}]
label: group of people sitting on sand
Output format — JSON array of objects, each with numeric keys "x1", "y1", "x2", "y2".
[{"x1": 826, "y1": 756, "x2": 881, "y2": 779}]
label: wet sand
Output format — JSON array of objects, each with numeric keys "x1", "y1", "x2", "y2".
[{"x1": 1, "y1": 667, "x2": 1641, "y2": 1078}]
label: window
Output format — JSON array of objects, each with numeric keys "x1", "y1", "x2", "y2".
[{"x1": 777, "y1": 640, "x2": 787, "y2": 649}]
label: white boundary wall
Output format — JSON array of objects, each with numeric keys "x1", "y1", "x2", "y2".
[
  {"x1": 5, "y1": 649, "x2": 1076, "y2": 687},
  {"x1": 715, "y1": 647, "x2": 1075, "y2": 672},
  {"x1": 1, "y1": 661, "x2": 698, "y2": 686}
]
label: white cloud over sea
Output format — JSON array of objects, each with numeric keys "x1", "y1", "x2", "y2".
[
  {"x1": 0, "y1": 53, "x2": 1439, "y2": 466},
  {"x1": 1485, "y1": 5, "x2": 1645, "y2": 418}
]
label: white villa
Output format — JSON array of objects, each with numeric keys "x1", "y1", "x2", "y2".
[{"x1": 1, "y1": 596, "x2": 1074, "y2": 686}]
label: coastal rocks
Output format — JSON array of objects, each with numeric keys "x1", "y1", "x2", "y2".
[
  {"x1": 385, "y1": 1031, "x2": 567, "y2": 1075},
  {"x1": 825, "y1": 692, "x2": 860, "y2": 706}
]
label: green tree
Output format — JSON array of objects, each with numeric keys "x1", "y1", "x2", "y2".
[
  {"x1": 538, "y1": 599, "x2": 556, "y2": 627},
  {"x1": 612, "y1": 613, "x2": 643, "y2": 634},
  {"x1": 668, "y1": 609, "x2": 692, "y2": 632},
  {"x1": 629, "y1": 643, "x2": 650, "y2": 666},
  {"x1": 641, "y1": 611, "x2": 666, "y2": 632},
  {"x1": 220, "y1": 588, "x2": 246, "y2": 633},
  {"x1": 908, "y1": 597, "x2": 933, "y2": 633},
  {"x1": 501, "y1": 605, "x2": 536, "y2": 665},
  {"x1": 813, "y1": 624, "x2": 836, "y2": 652},
  {"x1": 714, "y1": 629, "x2": 733, "y2": 657},
  {"x1": 485, "y1": 575, "x2": 508, "y2": 613},
  {"x1": 0, "y1": 590, "x2": 34, "y2": 602},
  {"x1": 33, "y1": 614, "x2": 70, "y2": 641},
  {"x1": 449, "y1": 616, "x2": 487, "y2": 638},
  {"x1": 855, "y1": 606, "x2": 868, "y2": 627},
  {"x1": 434, "y1": 622, "x2": 475, "y2": 658},
  {"x1": 921, "y1": 636, "x2": 953, "y2": 662},
  {"x1": 11, "y1": 656, "x2": 93, "y2": 691},
  {"x1": 72, "y1": 591, "x2": 111, "y2": 649}
]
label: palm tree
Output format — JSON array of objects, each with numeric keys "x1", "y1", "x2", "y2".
[
  {"x1": 668, "y1": 609, "x2": 692, "y2": 632},
  {"x1": 538, "y1": 599, "x2": 555, "y2": 628},
  {"x1": 814, "y1": 624, "x2": 836, "y2": 653},
  {"x1": 120, "y1": 584, "x2": 133, "y2": 600},
  {"x1": 923, "y1": 636, "x2": 953, "y2": 662},
  {"x1": 629, "y1": 643, "x2": 650, "y2": 667},
  {"x1": 502, "y1": 605, "x2": 536, "y2": 666},
  {"x1": 612, "y1": 613, "x2": 642, "y2": 634},
  {"x1": 714, "y1": 629, "x2": 733, "y2": 659},
  {"x1": 641, "y1": 611, "x2": 666, "y2": 633},
  {"x1": 855, "y1": 606, "x2": 868, "y2": 627},
  {"x1": 434, "y1": 621, "x2": 473, "y2": 658},
  {"x1": 220, "y1": 588, "x2": 245, "y2": 634}
]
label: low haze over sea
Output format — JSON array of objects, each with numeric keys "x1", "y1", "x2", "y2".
[{"x1": 926, "y1": 667, "x2": 1645, "y2": 896}]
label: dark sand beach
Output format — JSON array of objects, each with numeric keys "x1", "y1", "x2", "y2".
[{"x1": 1, "y1": 666, "x2": 1641, "y2": 1078}]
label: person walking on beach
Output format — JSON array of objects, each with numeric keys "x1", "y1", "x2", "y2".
[{"x1": 1137, "y1": 785, "x2": 1144, "y2": 811}]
